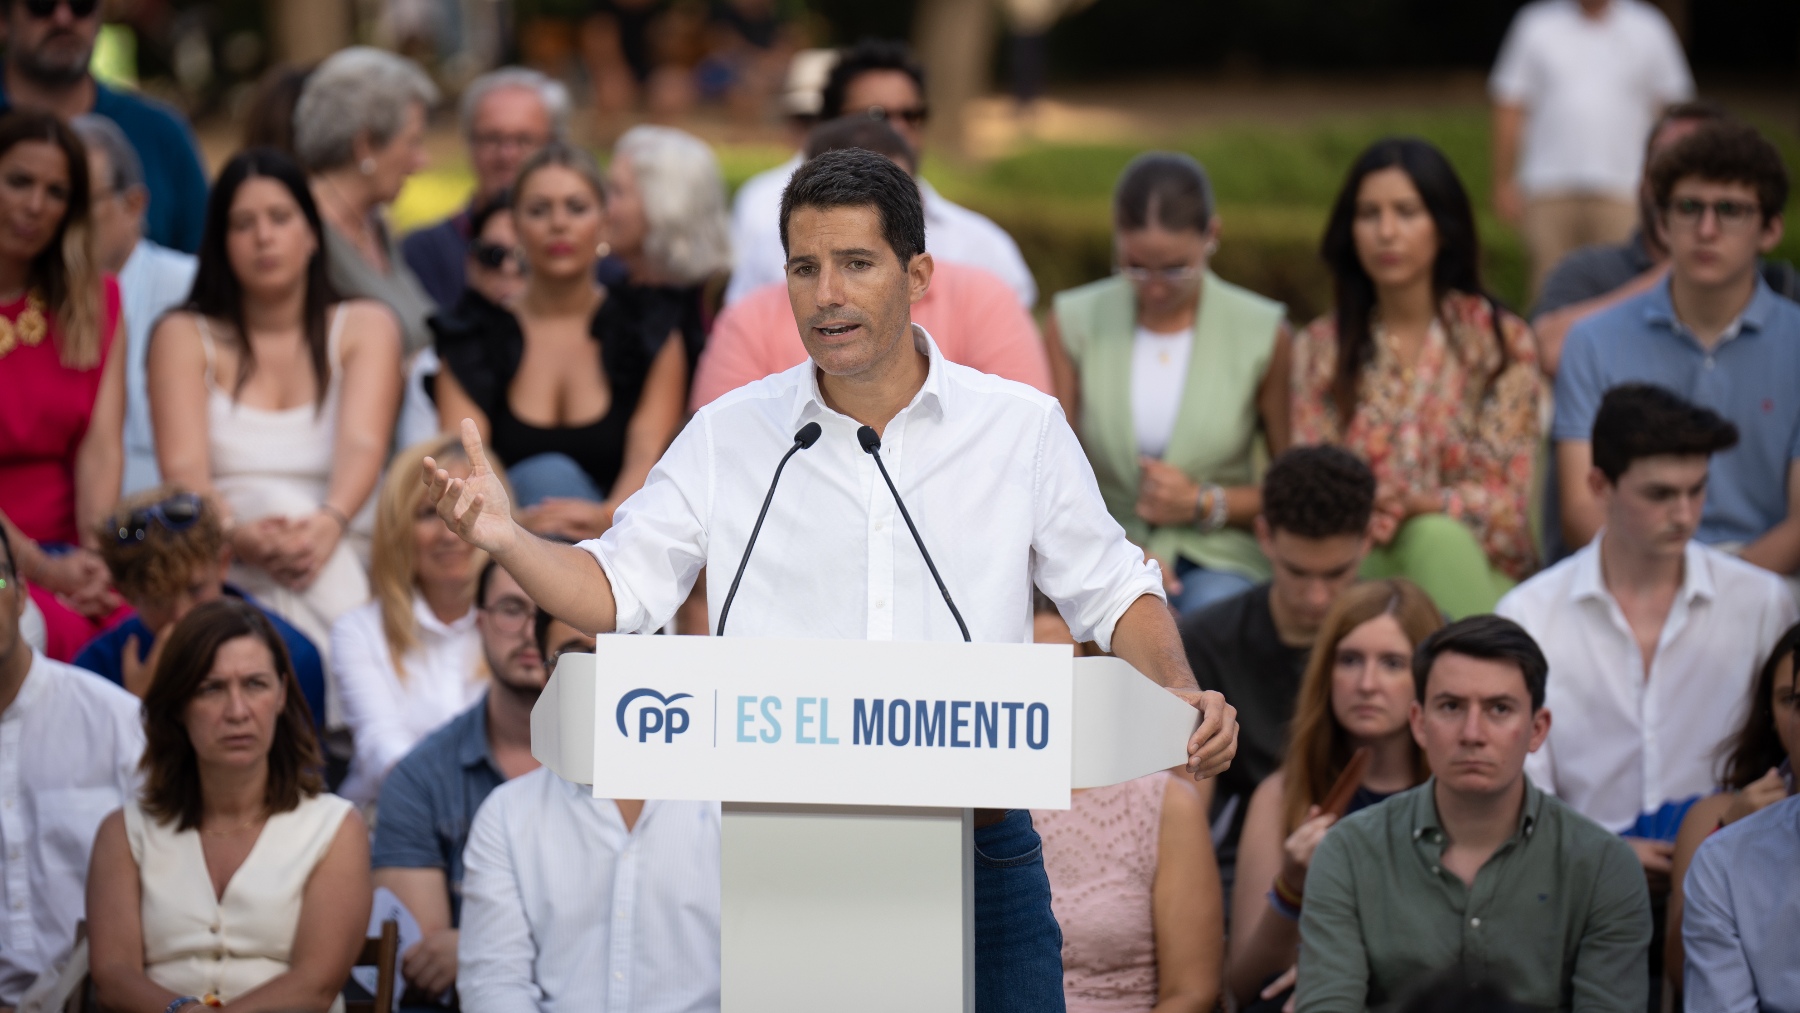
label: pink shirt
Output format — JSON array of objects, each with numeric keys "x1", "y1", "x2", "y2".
[{"x1": 690, "y1": 262, "x2": 1053, "y2": 409}]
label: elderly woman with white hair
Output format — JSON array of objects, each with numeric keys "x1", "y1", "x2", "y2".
[{"x1": 294, "y1": 46, "x2": 440, "y2": 357}]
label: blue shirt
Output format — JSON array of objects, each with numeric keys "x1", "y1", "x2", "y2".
[
  {"x1": 118, "y1": 240, "x2": 198, "y2": 495},
  {"x1": 72, "y1": 586, "x2": 327, "y2": 733},
  {"x1": 1682, "y1": 792, "x2": 1800, "y2": 1012},
  {"x1": 1555, "y1": 276, "x2": 1800, "y2": 546},
  {"x1": 368, "y1": 694, "x2": 507, "y2": 926},
  {"x1": 0, "y1": 71, "x2": 209, "y2": 253}
]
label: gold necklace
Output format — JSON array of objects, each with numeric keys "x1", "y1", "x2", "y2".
[
  {"x1": 0, "y1": 290, "x2": 49, "y2": 360},
  {"x1": 200, "y1": 811, "x2": 267, "y2": 837}
]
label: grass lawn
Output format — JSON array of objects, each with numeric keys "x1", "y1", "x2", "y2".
[{"x1": 392, "y1": 105, "x2": 1800, "y2": 322}]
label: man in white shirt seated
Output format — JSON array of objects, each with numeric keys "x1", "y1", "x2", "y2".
[
  {"x1": 0, "y1": 526, "x2": 144, "y2": 1007},
  {"x1": 724, "y1": 38, "x2": 1036, "y2": 309},
  {"x1": 457, "y1": 769, "x2": 720, "y2": 1012},
  {"x1": 1497, "y1": 383, "x2": 1797, "y2": 884}
]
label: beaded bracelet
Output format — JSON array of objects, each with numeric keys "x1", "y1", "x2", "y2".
[{"x1": 1267, "y1": 886, "x2": 1301, "y2": 921}]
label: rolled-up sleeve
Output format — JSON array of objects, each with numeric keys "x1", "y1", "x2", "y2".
[
  {"x1": 1028, "y1": 404, "x2": 1162, "y2": 652},
  {"x1": 579, "y1": 414, "x2": 713, "y2": 635},
  {"x1": 1682, "y1": 838, "x2": 1757, "y2": 1013},
  {"x1": 456, "y1": 791, "x2": 543, "y2": 1013}
]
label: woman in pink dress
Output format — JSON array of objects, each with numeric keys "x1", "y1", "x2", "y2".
[{"x1": 0, "y1": 110, "x2": 127, "y2": 659}]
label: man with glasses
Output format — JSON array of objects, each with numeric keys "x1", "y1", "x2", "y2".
[
  {"x1": 724, "y1": 38, "x2": 1037, "y2": 309},
  {"x1": 369, "y1": 561, "x2": 549, "y2": 1005},
  {"x1": 73, "y1": 488, "x2": 327, "y2": 728},
  {"x1": 401, "y1": 67, "x2": 569, "y2": 310},
  {"x1": 0, "y1": 0, "x2": 208, "y2": 253},
  {"x1": 1555, "y1": 120, "x2": 1800, "y2": 582}
]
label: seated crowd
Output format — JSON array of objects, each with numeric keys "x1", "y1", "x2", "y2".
[{"x1": 0, "y1": 16, "x2": 1796, "y2": 1013}]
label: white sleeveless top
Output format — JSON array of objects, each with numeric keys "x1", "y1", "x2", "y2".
[
  {"x1": 124, "y1": 793, "x2": 353, "y2": 1011},
  {"x1": 200, "y1": 309, "x2": 371, "y2": 657}
]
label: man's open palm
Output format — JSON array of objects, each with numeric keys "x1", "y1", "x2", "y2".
[{"x1": 423, "y1": 419, "x2": 517, "y2": 555}]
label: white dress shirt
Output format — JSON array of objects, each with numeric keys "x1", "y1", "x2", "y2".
[
  {"x1": 118, "y1": 239, "x2": 199, "y2": 495},
  {"x1": 581, "y1": 328, "x2": 1162, "y2": 649},
  {"x1": 330, "y1": 593, "x2": 486, "y2": 806},
  {"x1": 458, "y1": 768, "x2": 721, "y2": 1013},
  {"x1": 723, "y1": 154, "x2": 1037, "y2": 309},
  {"x1": 1497, "y1": 537, "x2": 1798, "y2": 833},
  {"x1": 1488, "y1": 0, "x2": 1693, "y2": 199},
  {"x1": 0, "y1": 652, "x2": 143, "y2": 1004}
]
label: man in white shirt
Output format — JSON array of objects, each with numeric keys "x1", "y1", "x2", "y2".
[
  {"x1": 458, "y1": 769, "x2": 720, "y2": 1013},
  {"x1": 1497, "y1": 384, "x2": 1796, "y2": 886},
  {"x1": 724, "y1": 38, "x2": 1037, "y2": 309},
  {"x1": 424, "y1": 146, "x2": 1237, "y2": 1011},
  {"x1": 1489, "y1": 0, "x2": 1693, "y2": 293},
  {"x1": 0, "y1": 526, "x2": 144, "y2": 1006},
  {"x1": 70, "y1": 114, "x2": 197, "y2": 496}
]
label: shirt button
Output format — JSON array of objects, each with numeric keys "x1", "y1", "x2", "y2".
[
  {"x1": 614, "y1": 970, "x2": 625, "y2": 980},
  {"x1": 1470, "y1": 917, "x2": 1481, "y2": 928},
  {"x1": 874, "y1": 520, "x2": 885, "y2": 531},
  {"x1": 10, "y1": 899, "x2": 22, "y2": 911},
  {"x1": 874, "y1": 599, "x2": 887, "y2": 609},
  {"x1": 1431, "y1": 866, "x2": 1441, "y2": 875},
  {"x1": 1704, "y1": 357, "x2": 1716, "y2": 370}
]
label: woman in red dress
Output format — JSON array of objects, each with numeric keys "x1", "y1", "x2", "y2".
[{"x1": 0, "y1": 110, "x2": 127, "y2": 659}]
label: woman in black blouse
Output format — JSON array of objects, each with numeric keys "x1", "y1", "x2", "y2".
[{"x1": 432, "y1": 143, "x2": 687, "y2": 540}]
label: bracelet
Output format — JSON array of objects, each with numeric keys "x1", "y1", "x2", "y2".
[
  {"x1": 165, "y1": 998, "x2": 204, "y2": 1013},
  {"x1": 318, "y1": 503, "x2": 350, "y2": 532},
  {"x1": 1194, "y1": 483, "x2": 1229, "y2": 533},
  {"x1": 1267, "y1": 886, "x2": 1301, "y2": 921},
  {"x1": 1273, "y1": 870, "x2": 1306, "y2": 909}
]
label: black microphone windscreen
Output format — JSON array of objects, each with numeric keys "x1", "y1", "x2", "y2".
[
  {"x1": 856, "y1": 425, "x2": 880, "y2": 454},
  {"x1": 794, "y1": 421, "x2": 823, "y2": 449}
]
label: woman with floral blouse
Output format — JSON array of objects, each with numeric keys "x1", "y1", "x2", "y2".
[{"x1": 1292, "y1": 137, "x2": 1542, "y2": 617}]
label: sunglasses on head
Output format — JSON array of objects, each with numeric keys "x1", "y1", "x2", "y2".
[
  {"x1": 113, "y1": 492, "x2": 204, "y2": 545},
  {"x1": 23, "y1": 0, "x2": 99, "y2": 19},
  {"x1": 470, "y1": 239, "x2": 524, "y2": 272}
]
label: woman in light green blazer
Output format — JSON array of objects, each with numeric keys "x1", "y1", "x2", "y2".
[{"x1": 1044, "y1": 152, "x2": 1292, "y2": 617}]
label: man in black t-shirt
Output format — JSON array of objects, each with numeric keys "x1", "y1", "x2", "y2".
[{"x1": 1179, "y1": 446, "x2": 1375, "y2": 890}]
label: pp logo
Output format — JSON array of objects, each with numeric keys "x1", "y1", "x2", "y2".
[{"x1": 616, "y1": 688, "x2": 693, "y2": 743}]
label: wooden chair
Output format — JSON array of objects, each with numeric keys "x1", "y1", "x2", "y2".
[{"x1": 343, "y1": 918, "x2": 400, "y2": 1013}]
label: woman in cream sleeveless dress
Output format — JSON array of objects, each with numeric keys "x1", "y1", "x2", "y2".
[{"x1": 124, "y1": 793, "x2": 355, "y2": 1011}]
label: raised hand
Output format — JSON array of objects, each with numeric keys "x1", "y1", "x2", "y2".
[{"x1": 423, "y1": 419, "x2": 519, "y2": 557}]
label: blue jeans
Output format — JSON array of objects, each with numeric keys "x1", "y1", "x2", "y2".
[
  {"x1": 1171, "y1": 558, "x2": 1255, "y2": 617},
  {"x1": 507, "y1": 452, "x2": 604, "y2": 508},
  {"x1": 974, "y1": 809, "x2": 1065, "y2": 1012}
]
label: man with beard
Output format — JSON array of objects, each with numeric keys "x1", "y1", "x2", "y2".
[
  {"x1": 369, "y1": 562, "x2": 551, "y2": 1004},
  {"x1": 0, "y1": 0, "x2": 208, "y2": 252}
]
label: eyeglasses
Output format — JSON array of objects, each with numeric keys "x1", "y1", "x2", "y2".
[
  {"x1": 1118, "y1": 263, "x2": 1202, "y2": 285},
  {"x1": 471, "y1": 131, "x2": 549, "y2": 154},
  {"x1": 859, "y1": 104, "x2": 929, "y2": 127},
  {"x1": 113, "y1": 492, "x2": 204, "y2": 545},
  {"x1": 23, "y1": 0, "x2": 99, "y2": 18},
  {"x1": 481, "y1": 597, "x2": 538, "y2": 633},
  {"x1": 1666, "y1": 197, "x2": 1762, "y2": 232},
  {"x1": 470, "y1": 239, "x2": 525, "y2": 273}
]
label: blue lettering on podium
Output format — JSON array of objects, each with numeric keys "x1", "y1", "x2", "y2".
[
  {"x1": 974, "y1": 702, "x2": 999, "y2": 748},
  {"x1": 950, "y1": 701, "x2": 971, "y2": 747},
  {"x1": 759, "y1": 697, "x2": 783, "y2": 743},
  {"x1": 914, "y1": 700, "x2": 945, "y2": 747},
  {"x1": 854, "y1": 699, "x2": 885, "y2": 745},
  {"x1": 819, "y1": 698, "x2": 840, "y2": 744}
]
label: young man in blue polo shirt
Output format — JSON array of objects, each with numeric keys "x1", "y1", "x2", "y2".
[
  {"x1": 0, "y1": 0, "x2": 208, "y2": 252},
  {"x1": 1556, "y1": 120, "x2": 1800, "y2": 578}
]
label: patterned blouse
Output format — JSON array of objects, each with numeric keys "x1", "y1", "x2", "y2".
[{"x1": 1292, "y1": 292, "x2": 1542, "y2": 580}]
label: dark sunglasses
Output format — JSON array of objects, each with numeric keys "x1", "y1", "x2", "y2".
[
  {"x1": 470, "y1": 239, "x2": 524, "y2": 272},
  {"x1": 24, "y1": 0, "x2": 99, "y2": 18},
  {"x1": 860, "y1": 104, "x2": 929, "y2": 127},
  {"x1": 113, "y1": 492, "x2": 204, "y2": 544}
]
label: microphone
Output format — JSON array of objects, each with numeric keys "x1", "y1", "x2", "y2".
[
  {"x1": 716, "y1": 422, "x2": 823, "y2": 636},
  {"x1": 857, "y1": 424, "x2": 971, "y2": 642}
]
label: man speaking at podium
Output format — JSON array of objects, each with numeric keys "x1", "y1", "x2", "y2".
[{"x1": 423, "y1": 147, "x2": 1238, "y2": 1010}]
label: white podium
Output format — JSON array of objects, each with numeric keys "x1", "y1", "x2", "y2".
[{"x1": 531, "y1": 635, "x2": 1197, "y2": 1012}]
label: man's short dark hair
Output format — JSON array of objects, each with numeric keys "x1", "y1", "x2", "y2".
[
  {"x1": 1412, "y1": 614, "x2": 1548, "y2": 711},
  {"x1": 1648, "y1": 120, "x2": 1790, "y2": 222},
  {"x1": 1261, "y1": 445, "x2": 1376, "y2": 539},
  {"x1": 779, "y1": 147, "x2": 925, "y2": 264},
  {"x1": 476, "y1": 558, "x2": 503, "y2": 607},
  {"x1": 1644, "y1": 100, "x2": 1730, "y2": 159},
  {"x1": 804, "y1": 115, "x2": 917, "y2": 174},
  {"x1": 1591, "y1": 383, "x2": 1739, "y2": 483},
  {"x1": 819, "y1": 38, "x2": 925, "y2": 122}
]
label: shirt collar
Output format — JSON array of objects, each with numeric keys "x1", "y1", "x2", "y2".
[
  {"x1": 7, "y1": 650, "x2": 53, "y2": 718},
  {"x1": 789, "y1": 324, "x2": 952, "y2": 430},
  {"x1": 413, "y1": 590, "x2": 478, "y2": 637},
  {"x1": 1643, "y1": 273, "x2": 1779, "y2": 346},
  {"x1": 455, "y1": 694, "x2": 500, "y2": 771},
  {"x1": 1571, "y1": 534, "x2": 1716, "y2": 607},
  {"x1": 1410, "y1": 775, "x2": 1544, "y2": 845}
]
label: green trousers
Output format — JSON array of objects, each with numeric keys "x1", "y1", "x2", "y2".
[{"x1": 1360, "y1": 514, "x2": 1516, "y2": 620}]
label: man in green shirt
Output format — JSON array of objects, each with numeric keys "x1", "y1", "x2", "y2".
[{"x1": 1296, "y1": 615, "x2": 1651, "y2": 1013}]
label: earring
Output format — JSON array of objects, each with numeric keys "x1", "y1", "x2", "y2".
[
  {"x1": 595, "y1": 242, "x2": 611, "y2": 258},
  {"x1": 359, "y1": 158, "x2": 376, "y2": 176}
]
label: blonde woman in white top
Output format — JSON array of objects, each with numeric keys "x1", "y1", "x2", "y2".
[
  {"x1": 149, "y1": 148, "x2": 402, "y2": 654},
  {"x1": 332, "y1": 434, "x2": 503, "y2": 805},
  {"x1": 87, "y1": 598, "x2": 370, "y2": 1013}
]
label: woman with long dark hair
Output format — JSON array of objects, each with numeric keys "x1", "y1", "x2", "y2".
[
  {"x1": 1226, "y1": 579, "x2": 1441, "y2": 1010},
  {"x1": 0, "y1": 109, "x2": 128, "y2": 658},
  {"x1": 148, "y1": 148, "x2": 402, "y2": 653},
  {"x1": 86, "y1": 598, "x2": 369, "y2": 1012},
  {"x1": 1293, "y1": 138, "x2": 1543, "y2": 617}
]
